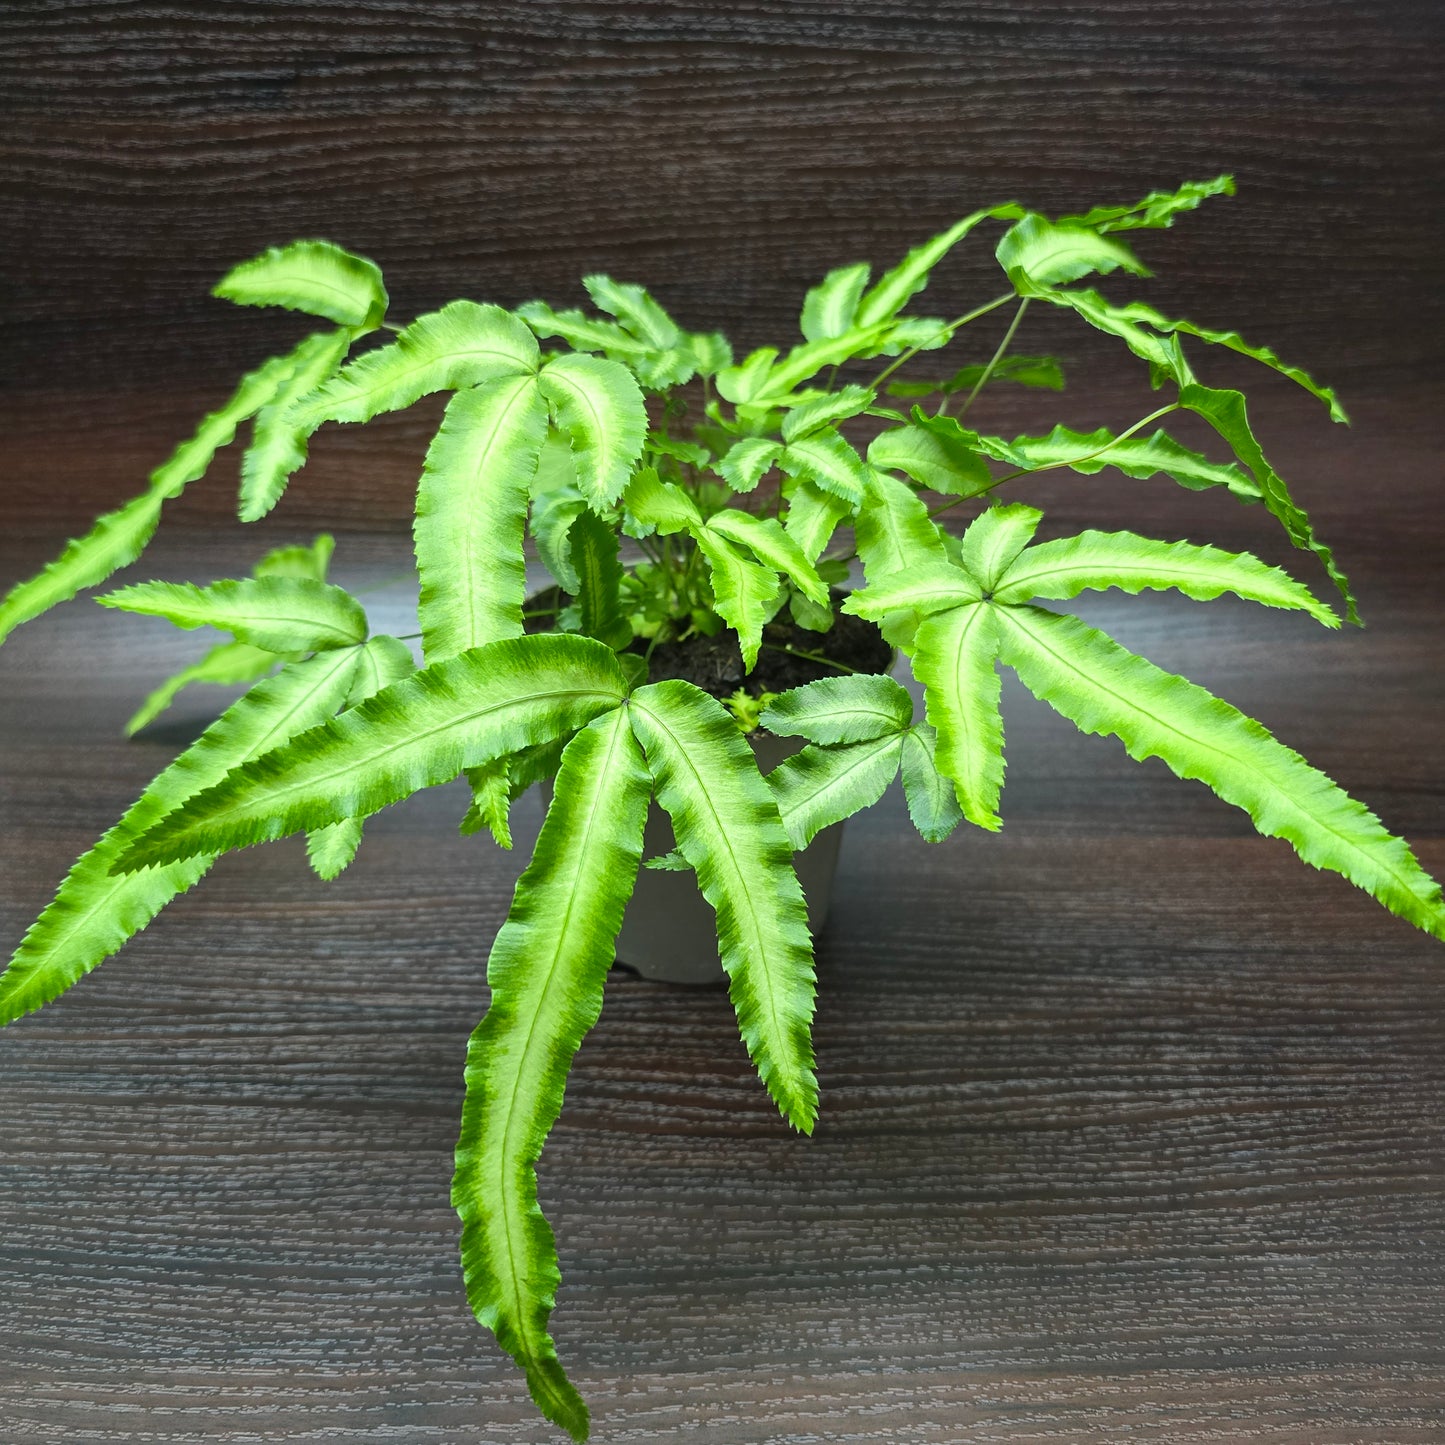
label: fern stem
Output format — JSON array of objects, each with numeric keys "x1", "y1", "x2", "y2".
[
  {"x1": 867, "y1": 293, "x2": 1013, "y2": 391},
  {"x1": 926, "y1": 402, "x2": 1182, "y2": 520},
  {"x1": 760, "y1": 642, "x2": 856, "y2": 674},
  {"x1": 956, "y1": 298, "x2": 1029, "y2": 419}
]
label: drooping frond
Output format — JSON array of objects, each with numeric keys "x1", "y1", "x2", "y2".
[
  {"x1": 1179, "y1": 380, "x2": 1357, "y2": 622},
  {"x1": 252, "y1": 534, "x2": 335, "y2": 582},
  {"x1": 705, "y1": 512, "x2": 828, "y2": 607},
  {"x1": 98, "y1": 577, "x2": 368, "y2": 653},
  {"x1": 126, "y1": 640, "x2": 284, "y2": 737},
  {"x1": 0, "y1": 349, "x2": 297, "y2": 646},
  {"x1": 694, "y1": 530, "x2": 781, "y2": 671},
  {"x1": 212, "y1": 239, "x2": 387, "y2": 330},
  {"x1": 537, "y1": 354, "x2": 648, "y2": 508},
  {"x1": 628, "y1": 681, "x2": 818, "y2": 1132},
  {"x1": 898, "y1": 724, "x2": 965, "y2": 843},
  {"x1": 289, "y1": 302, "x2": 541, "y2": 429},
  {"x1": 239, "y1": 328, "x2": 354, "y2": 521},
  {"x1": 1059, "y1": 174, "x2": 1235, "y2": 234},
  {"x1": 570, "y1": 511, "x2": 631, "y2": 649},
  {"x1": 868, "y1": 422, "x2": 992, "y2": 496},
  {"x1": 956, "y1": 503, "x2": 1043, "y2": 590},
  {"x1": 781, "y1": 479, "x2": 853, "y2": 563},
  {"x1": 994, "y1": 530, "x2": 1339, "y2": 625},
  {"x1": 911, "y1": 604, "x2": 1005, "y2": 831},
  {"x1": 997, "y1": 214, "x2": 1151, "y2": 294},
  {"x1": 453, "y1": 707, "x2": 651, "y2": 1443},
  {"x1": 0, "y1": 647, "x2": 365, "y2": 1026},
  {"x1": 460, "y1": 758, "x2": 514, "y2": 848},
  {"x1": 622, "y1": 468, "x2": 703, "y2": 537},
  {"x1": 306, "y1": 818, "x2": 364, "y2": 880},
  {"x1": 766, "y1": 734, "x2": 904, "y2": 848},
  {"x1": 800, "y1": 261, "x2": 871, "y2": 341},
  {"x1": 761, "y1": 674, "x2": 914, "y2": 746},
  {"x1": 415, "y1": 377, "x2": 550, "y2": 662},
  {"x1": 995, "y1": 606, "x2": 1445, "y2": 939},
  {"x1": 115, "y1": 635, "x2": 629, "y2": 870}
]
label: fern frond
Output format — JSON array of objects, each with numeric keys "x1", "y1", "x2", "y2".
[
  {"x1": 98, "y1": 577, "x2": 368, "y2": 653},
  {"x1": 622, "y1": 468, "x2": 702, "y2": 537},
  {"x1": 997, "y1": 214, "x2": 1150, "y2": 293},
  {"x1": 538, "y1": 354, "x2": 648, "y2": 507},
  {"x1": 0, "y1": 648, "x2": 364, "y2": 1026},
  {"x1": 868, "y1": 422, "x2": 992, "y2": 496},
  {"x1": 415, "y1": 377, "x2": 550, "y2": 661},
  {"x1": 774, "y1": 428, "x2": 870, "y2": 506},
  {"x1": 252, "y1": 534, "x2": 334, "y2": 582},
  {"x1": 453, "y1": 707, "x2": 651, "y2": 1443},
  {"x1": 766, "y1": 735, "x2": 904, "y2": 848},
  {"x1": 995, "y1": 606, "x2": 1445, "y2": 939},
  {"x1": 898, "y1": 723, "x2": 965, "y2": 843},
  {"x1": 911, "y1": 604, "x2": 1005, "y2": 830},
  {"x1": 956, "y1": 503, "x2": 1043, "y2": 590},
  {"x1": 761, "y1": 674, "x2": 913, "y2": 746},
  {"x1": 781, "y1": 479, "x2": 853, "y2": 563},
  {"x1": 629, "y1": 681, "x2": 818, "y2": 1131},
  {"x1": 995, "y1": 530, "x2": 1339, "y2": 624},
  {"x1": 0, "y1": 349, "x2": 297, "y2": 646},
  {"x1": 1060, "y1": 175, "x2": 1235, "y2": 233},
  {"x1": 854, "y1": 205, "x2": 1021, "y2": 327},
  {"x1": 213, "y1": 239, "x2": 387, "y2": 330},
  {"x1": 115, "y1": 635, "x2": 629, "y2": 871},
  {"x1": 460, "y1": 758, "x2": 514, "y2": 847},
  {"x1": 239, "y1": 328, "x2": 354, "y2": 521},
  {"x1": 694, "y1": 531, "x2": 781, "y2": 671},
  {"x1": 716, "y1": 438, "x2": 782, "y2": 494},
  {"x1": 126, "y1": 639, "x2": 284, "y2": 737},
  {"x1": 800, "y1": 262, "x2": 871, "y2": 341},
  {"x1": 306, "y1": 818, "x2": 364, "y2": 880},
  {"x1": 289, "y1": 301, "x2": 540, "y2": 429},
  {"x1": 705, "y1": 512, "x2": 828, "y2": 606},
  {"x1": 842, "y1": 563, "x2": 981, "y2": 621},
  {"x1": 570, "y1": 511, "x2": 631, "y2": 649},
  {"x1": 779, "y1": 386, "x2": 875, "y2": 443},
  {"x1": 851, "y1": 469, "x2": 950, "y2": 648}
]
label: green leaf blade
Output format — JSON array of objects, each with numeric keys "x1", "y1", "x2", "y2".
[
  {"x1": 415, "y1": 377, "x2": 550, "y2": 662},
  {"x1": 899, "y1": 723, "x2": 965, "y2": 843},
  {"x1": 761, "y1": 674, "x2": 914, "y2": 746},
  {"x1": 996, "y1": 606, "x2": 1445, "y2": 940},
  {"x1": 800, "y1": 261, "x2": 870, "y2": 341},
  {"x1": 629, "y1": 682, "x2": 818, "y2": 1131},
  {"x1": 538, "y1": 354, "x2": 648, "y2": 507},
  {"x1": 454, "y1": 707, "x2": 651, "y2": 1443},
  {"x1": 767, "y1": 735, "x2": 903, "y2": 848},
  {"x1": 213, "y1": 239, "x2": 387, "y2": 330},
  {"x1": 115, "y1": 635, "x2": 629, "y2": 870}
]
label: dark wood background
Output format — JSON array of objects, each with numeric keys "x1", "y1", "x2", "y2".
[{"x1": 2, "y1": 3, "x2": 1443, "y2": 1441}]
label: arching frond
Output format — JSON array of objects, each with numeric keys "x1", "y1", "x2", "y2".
[{"x1": 212, "y1": 239, "x2": 387, "y2": 330}]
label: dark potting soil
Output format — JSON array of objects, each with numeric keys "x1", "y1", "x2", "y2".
[{"x1": 525, "y1": 587, "x2": 892, "y2": 700}]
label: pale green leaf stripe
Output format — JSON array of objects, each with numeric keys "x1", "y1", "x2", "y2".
[
  {"x1": 694, "y1": 531, "x2": 779, "y2": 672},
  {"x1": 623, "y1": 468, "x2": 702, "y2": 536},
  {"x1": 415, "y1": 377, "x2": 550, "y2": 663},
  {"x1": 996, "y1": 606, "x2": 1445, "y2": 940},
  {"x1": 717, "y1": 438, "x2": 781, "y2": 493},
  {"x1": 306, "y1": 635, "x2": 418, "y2": 880},
  {"x1": 913, "y1": 604, "x2": 1005, "y2": 831},
  {"x1": 851, "y1": 469, "x2": 950, "y2": 650},
  {"x1": 995, "y1": 531, "x2": 1339, "y2": 626},
  {"x1": 453, "y1": 708, "x2": 651, "y2": 1444},
  {"x1": 126, "y1": 639, "x2": 283, "y2": 737},
  {"x1": 767, "y1": 735, "x2": 903, "y2": 848},
  {"x1": 780, "y1": 385, "x2": 874, "y2": 443},
  {"x1": 213, "y1": 239, "x2": 387, "y2": 330},
  {"x1": 98, "y1": 577, "x2": 368, "y2": 653},
  {"x1": 856, "y1": 205, "x2": 1020, "y2": 326},
  {"x1": 707, "y1": 512, "x2": 828, "y2": 606},
  {"x1": 290, "y1": 301, "x2": 540, "y2": 429},
  {"x1": 0, "y1": 648, "x2": 364, "y2": 1026},
  {"x1": 0, "y1": 349, "x2": 296, "y2": 647},
  {"x1": 629, "y1": 681, "x2": 819, "y2": 1131},
  {"x1": 306, "y1": 818, "x2": 364, "y2": 880},
  {"x1": 762, "y1": 674, "x2": 913, "y2": 746},
  {"x1": 239, "y1": 328, "x2": 354, "y2": 521},
  {"x1": 777, "y1": 429, "x2": 869, "y2": 506},
  {"x1": 116, "y1": 634, "x2": 629, "y2": 871},
  {"x1": 538, "y1": 353, "x2": 647, "y2": 507},
  {"x1": 957, "y1": 503, "x2": 1043, "y2": 591},
  {"x1": 843, "y1": 564, "x2": 981, "y2": 621},
  {"x1": 898, "y1": 724, "x2": 965, "y2": 843},
  {"x1": 800, "y1": 261, "x2": 870, "y2": 342},
  {"x1": 583, "y1": 274, "x2": 680, "y2": 348}
]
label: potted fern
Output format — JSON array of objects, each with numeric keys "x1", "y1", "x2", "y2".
[{"x1": 3, "y1": 175, "x2": 1441, "y2": 1441}]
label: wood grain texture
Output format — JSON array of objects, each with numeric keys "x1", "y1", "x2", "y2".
[{"x1": 1, "y1": 374, "x2": 1443, "y2": 1440}]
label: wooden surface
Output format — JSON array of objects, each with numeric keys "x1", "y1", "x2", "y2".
[
  {"x1": 2, "y1": 378, "x2": 1443, "y2": 1441},
  {"x1": 4, "y1": 1, "x2": 1445, "y2": 1439}
]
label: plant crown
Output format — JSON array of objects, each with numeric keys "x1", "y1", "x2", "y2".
[{"x1": 2, "y1": 176, "x2": 1441, "y2": 1442}]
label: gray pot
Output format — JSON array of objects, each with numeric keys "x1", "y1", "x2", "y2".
[{"x1": 546, "y1": 732, "x2": 843, "y2": 985}]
